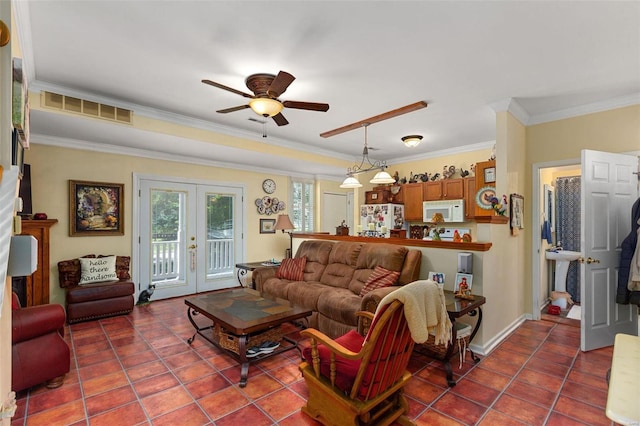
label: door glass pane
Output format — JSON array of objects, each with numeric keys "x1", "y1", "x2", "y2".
[
  {"x1": 151, "y1": 190, "x2": 185, "y2": 284},
  {"x1": 205, "y1": 193, "x2": 235, "y2": 278}
]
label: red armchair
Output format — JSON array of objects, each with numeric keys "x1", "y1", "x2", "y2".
[{"x1": 11, "y1": 293, "x2": 70, "y2": 392}]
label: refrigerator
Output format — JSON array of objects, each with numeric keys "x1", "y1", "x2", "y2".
[{"x1": 359, "y1": 204, "x2": 404, "y2": 238}]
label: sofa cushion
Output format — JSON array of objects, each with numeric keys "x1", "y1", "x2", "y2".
[
  {"x1": 295, "y1": 240, "x2": 334, "y2": 282},
  {"x1": 276, "y1": 256, "x2": 306, "y2": 281},
  {"x1": 286, "y1": 281, "x2": 334, "y2": 311},
  {"x1": 356, "y1": 243, "x2": 408, "y2": 272},
  {"x1": 261, "y1": 278, "x2": 296, "y2": 300},
  {"x1": 66, "y1": 281, "x2": 135, "y2": 304},
  {"x1": 79, "y1": 256, "x2": 118, "y2": 284},
  {"x1": 302, "y1": 330, "x2": 364, "y2": 393},
  {"x1": 319, "y1": 242, "x2": 361, "y2": 288},
  {"x1": 316, "y1": 288, "x2": 362, "y2": 326},
  {"x1": 359, "y1": 266, "x2": 400, "y2": 296}
]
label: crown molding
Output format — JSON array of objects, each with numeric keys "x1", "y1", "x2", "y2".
[
  {"x1": 489, "y1": 98, "x2": 530, "y2": 125},
  {"x1": 387, "y1": 140, "x2": 495, "y2": 165},
  {"x1": 526, "y1": 92, "x2": 640, "y2": 125},
  {"x1": 30, "y1": 133, "x2": 330, "y2": 180}
]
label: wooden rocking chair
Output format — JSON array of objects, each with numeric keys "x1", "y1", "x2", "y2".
[{"x1": 299, "y1": 300, "x2": 416, "y2": 426}]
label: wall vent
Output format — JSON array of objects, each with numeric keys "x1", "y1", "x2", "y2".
[{"x1": 41, "y1": 91, "x2": 132, "y2": 124}]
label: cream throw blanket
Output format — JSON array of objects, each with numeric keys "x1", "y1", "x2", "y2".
[{"x1": 375, "y1": 280, "x2": 452, "y2": 346}]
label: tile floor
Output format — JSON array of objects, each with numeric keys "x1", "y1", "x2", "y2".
[{"x1": 12, "y1": 295, "x2": 617, "y2": 426}]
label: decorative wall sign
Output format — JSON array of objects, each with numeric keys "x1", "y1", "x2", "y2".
[
  {"x1": 510, "y1": 193, "x2": 524, "y2": 230},
  {"x1": 69, "y1": 180, "x2": 124, "y2": 236}
]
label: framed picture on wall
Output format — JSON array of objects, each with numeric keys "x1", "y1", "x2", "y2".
[
  {"x1": 260, "y1": 218, "x2": 276, "y2": 234},
  {"x1": 510, "y1": 194, "x2": 525, "y2": 230},
  {"x1": 69, "y1": 180, "x2": 124, "y2": 236}
]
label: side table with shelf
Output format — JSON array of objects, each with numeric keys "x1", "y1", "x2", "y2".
[{"x1": 235, "y1": 261, "x2": 280, "y2": 288}]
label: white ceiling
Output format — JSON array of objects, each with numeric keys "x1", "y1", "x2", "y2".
[{"x1": 15, "y1": 1, "x2": 640, "y2": 179}]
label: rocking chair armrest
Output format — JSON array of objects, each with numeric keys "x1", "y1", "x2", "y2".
[{"x1": 300, "y1": 328, "x2": 361, "y2": 360}]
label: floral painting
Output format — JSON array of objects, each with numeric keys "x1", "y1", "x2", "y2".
[{"x1": 69, "y1": 180, "x2": 124, "y2": 236}]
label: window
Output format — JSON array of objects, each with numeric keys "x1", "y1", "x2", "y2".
[{"x1": 291, "y1": 178, "x2": 314, "y2": 232}]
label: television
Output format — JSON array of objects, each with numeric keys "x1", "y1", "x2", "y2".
[{"x1": 18, "y1": 163, "x2": 32, "y2": 217}]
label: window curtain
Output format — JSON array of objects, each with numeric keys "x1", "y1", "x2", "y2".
[{"x1": 555, "y1": 176, "x2": 581, "y2": 303}]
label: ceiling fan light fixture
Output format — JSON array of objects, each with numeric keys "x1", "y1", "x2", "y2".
[
  {"x1": 402, "y1": 135, "x2": 423, "y2": 148},
  {"x1": 370, "y1": 170, "x2": 396, "y2": 184},
  {"x1": 249, "y1": 98, "x2": 283, "y2": 117},
  {"x1": 340, "y1": 176, "x2": 363, "y2": 188}
]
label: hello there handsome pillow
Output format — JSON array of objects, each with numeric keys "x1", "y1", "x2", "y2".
[{"x1": 79, "y1": 256, "x2": 118, "y2": 284}]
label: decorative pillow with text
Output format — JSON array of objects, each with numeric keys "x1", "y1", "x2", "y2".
[
  {"x1": 359, "y1": 265, "x2": 400, "y2": 296},
  {"x1": 276, "y1": 256, "x2": 307, "y2": 281},
  {"x1": 79, "y1": 256, "x2": 118, "y2": 284}
]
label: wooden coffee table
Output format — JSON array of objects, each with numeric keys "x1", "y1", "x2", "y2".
[{"x1": 185, "y1": 288, "x2": 311, "y2": 387}]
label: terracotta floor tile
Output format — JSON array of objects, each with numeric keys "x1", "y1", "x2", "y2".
[
  {"x1": 493, "y1": 393, "x2": 551, "y2": 424},
  {"x1": 566, "y1": 369, "x2": 608, "y2": 392},
  {"x1": 477, "y1": 409, "x2": 528, "y2": 425},
  {"x1": 75, "y1": 348, "x2": 117, "y2": 368},
  {"x1": 22, "y1": 399, "x2": 86, "y2": 426},
  {"x1": 506, "y1": 379, "x2": 557, "y2": 409},
  {"x1": 184, "y1": 373, "x2": 233, "y2": 400},
  {"x1": 81, "y1": 370, "x2": 129, "y2": 397},
  {"x1": 516, "y1": 367, "x2": 565, "y2": 393},
  {"x1": 26, "y1": 383, "x2": 83, "y2": 415},
  {"x1": 126, "y1": 359, "x2": 169, "y2": 382},
  {"x1": 268, "y1": 363, "x2": 303, "y2": 385},
  {"x1": 78, "y1": 358, "x2": 123, "y2": 381},
  {"x1": 113, "y1": 341, "x2": 152, "y2": 357},
  {"x1": 526, "y1": 357, "x2": 571, "y2": 378},
  {"x1": 238, "y1": 372, "x2": 284, "y2": 399},
  {"x1": 553, "y1": 395, "x2": 611, "y2": 425},
  {"x1": 404, "y1": 376, "x2": 447, "y2": 404},
  {"x1": 141, "y1": 385, "x2": 194, "y2": 418},
  {"x1": 464, "y1": 366, "x2": 512, "y2": 391},
  {"x1": 174, "y1": 360, "x2": 216, "y2": 384},
  {"x1": 545, "y1": 411, "x2": 591, "y2": 425},
  {"x1": 198, "y1": 387, "x2": 250, "y2": 420},
  {"x1": 154, "y1": 342, "x2": 192, "y2": 358},
  {"x1": 559, "y1": 381, "x2": 608, "y2": 409},
  {"x1": 451, "y1": 379, "x2": 501, "y2": 407},
  {"x1": 414, "y1": 409, "x2": 465, "y2": 425},
  {"x1": 164, "y1": 350, "x2": 203, "y2": 370},
  {"x1": 88, "y1": 401, "x2": 148, "y2": 426},
  {"x1": 150, "y1": 402, "x2": 211, "y2": 425},
  {"x1": 84, "y1": 385, "x2": 136, "y2": 417},
  {"x1": 216, "y1": 404, "x2": 274, "y2": 426},
  {"x1": 133, "y1": 371, "x2": 180, "y2": 398},
  {"x1": 119, "y1": 349, "x2": 159, "y2": 368},
  {"x1": 478, "y1": 355, "x2": 523, "y2": 376},
  {"x1": 279, "y1": 410, "x2": 323, "y2": 426},
  {"x1": 256, "y1": 388, "x2": 306, "y2": 421},
  {"x1": 432, "y1": 392, "x2": 488, "y2": 424}
]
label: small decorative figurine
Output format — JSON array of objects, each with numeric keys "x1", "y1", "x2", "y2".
[
  {"x1": 442, "y1": 165, "x2": 456, "y2": 179},
  {"x1": 430, "y1": 172, "x2": 440, "y2": 181},
  {"x1": 453, "y1": 230, "x2": 462, "y2": 242},
  {"x1": 460, "y1": 168, "x2": 470, "y2": 178}
]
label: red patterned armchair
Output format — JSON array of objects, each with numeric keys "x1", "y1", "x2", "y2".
[{"x1": 11, "y1": 292, "x2": 70, "y2": 392}]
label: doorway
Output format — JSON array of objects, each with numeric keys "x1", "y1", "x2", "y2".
[
  {"x1": 321, "y1": 192, "x2": 353, "y2": 233},
  {"x1": 135, "y1": 176, "x2": 245, "y2": 300},
  {"x1": 531, "y1": 150, "x2": 639, "y2": 351}
]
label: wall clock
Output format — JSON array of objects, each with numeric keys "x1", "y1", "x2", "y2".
[{"x1": 262, "y1": 179, "x2": 276, "y2": 194}]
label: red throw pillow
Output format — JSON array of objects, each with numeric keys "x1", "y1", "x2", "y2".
[
  {"x1": 276, "y1": 256, "x2": 306, "y2": 281},
  {"x1": 359, "y1": 265, "x2": 400, "y2": 296}
]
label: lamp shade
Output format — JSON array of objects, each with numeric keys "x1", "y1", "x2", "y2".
[
  {"x1": 249, "y1": 98, "x2": 284, "y2": 117},
  {"x1": 340, "y1": 176, "x2": 363, "y2": 188},
  {"x1": 401, "y1": 135, "x2": 423, "y2": 148},
  {"x1": 369, "y1": 170, "x2": 395, "y2": 184},
  {"x1": 274, "y1": 214, "x2": 295, "y2": 231}
]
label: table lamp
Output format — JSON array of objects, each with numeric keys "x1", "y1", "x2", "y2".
[{"x1": 274, "y1": 214, "x2": 295, "y2": 258}]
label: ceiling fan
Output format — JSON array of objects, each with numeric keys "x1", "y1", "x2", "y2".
[{"x1": 202, "y1": 71, "x2": 329, "y2": 126}]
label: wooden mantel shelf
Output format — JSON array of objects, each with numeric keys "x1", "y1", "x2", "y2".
[{"x1": 293, "y1": 233, "x2": 492, "y2": 252}]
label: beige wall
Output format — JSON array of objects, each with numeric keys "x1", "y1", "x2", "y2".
[{"x1": 391, "y1": 149, "x2": 493, "y2": 185}]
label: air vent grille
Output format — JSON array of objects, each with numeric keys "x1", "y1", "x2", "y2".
[{"x1": 41, "y1": 91, "x2": 132, "y2": 124}]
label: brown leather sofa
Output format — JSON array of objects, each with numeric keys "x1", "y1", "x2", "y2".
[
  {"x1": 11, "y1": 292, "x2": 70, "y2": 392},
  {"x1": 254, "y1": 240, "x2": 421, "y2": 338},
  {"x1": 57, "y1": 255, "x2": 135, "y2": 323}
]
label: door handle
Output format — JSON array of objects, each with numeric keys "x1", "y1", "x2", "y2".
[
  {"x1": 586, "y1": 257, "x2": 600, "y2": 264},
  {"x1": 188, "y1": 244, "x2": 197, "y2": 249}
]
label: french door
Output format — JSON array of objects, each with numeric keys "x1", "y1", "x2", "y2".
[{"x1": 138, "y1": 178, "x2": 243, "y2": 300}]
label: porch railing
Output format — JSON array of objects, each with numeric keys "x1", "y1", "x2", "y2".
[{"x1": 151, "y1": 239, "x2": 234, "y2": 282}]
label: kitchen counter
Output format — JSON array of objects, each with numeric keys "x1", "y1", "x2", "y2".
[{"x1": 292, "y1": 233, "x2": 492, "y2": 252}]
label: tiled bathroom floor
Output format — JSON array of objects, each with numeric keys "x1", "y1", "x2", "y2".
[{"x1": 12, "y1": 295, "x2": 615, "y2": 425}]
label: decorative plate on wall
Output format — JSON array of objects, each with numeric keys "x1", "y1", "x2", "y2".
[{"x1": 475, "y1": 186, "x2": 496, "y2": 210}]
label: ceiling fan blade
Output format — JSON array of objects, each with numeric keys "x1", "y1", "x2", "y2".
[
  {"x1": 202, "y1": 79, "x2": 254, "y2": 99},
  {"x1": 320, "y1": 101, "x2": 428, "y2": 138},
  {"x1": 216, "y1": 104, "x2": 250, "y2": 114},
  {"x1": 267, "y1": 71, "x2": 295, "y2": 98},
  {"x1": 283, "y1": 100, "x2": 330, "y2": 112},
  {"x1": 272, "y1": 113, "x2": 289, "y2": 126}
]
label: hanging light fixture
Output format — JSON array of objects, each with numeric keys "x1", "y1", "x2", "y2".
[
  {"x1": 339, "y1": 124, "x2": 395, "y2": 188},
  {"x1": 402, "y1": 135, "x2": 423, "y2": 148},
  {"x1": 248, "y1": 97, "x2": 284, "y2": 117}
]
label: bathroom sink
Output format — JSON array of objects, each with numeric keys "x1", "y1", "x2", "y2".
[{"x1": 545, "y1": 250, "x2": 581, "y2": 261}]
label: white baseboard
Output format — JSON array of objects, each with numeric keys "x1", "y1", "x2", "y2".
[{"x1": 468, "y1": 314, "x2": 528, "y2": 356}]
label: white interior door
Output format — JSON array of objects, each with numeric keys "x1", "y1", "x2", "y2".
[
  {"x1": 322, "y1": 192, "x2": 349, "y2": 233},
  {"x1": 581, "y1": 149, "x2": 639, "y2": 351},
  {"x1": 139, "y1": 179, "x2": 244, "y2": 300}
]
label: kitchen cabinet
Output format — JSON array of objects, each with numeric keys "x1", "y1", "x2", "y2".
[
  {"x1": 423, "y1": 179, "x2": 465, "y2": 201},
  {"x1": 403, "y1": 183, "x2": 424, "y2": 221},
  {"x1": 464, "y1": 177, "x2": 476, "y2": 220}
]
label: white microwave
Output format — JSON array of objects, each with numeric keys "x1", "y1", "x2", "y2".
[{"x1": 423, "y1": 199, "x2": 465, "y2": 223}]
